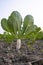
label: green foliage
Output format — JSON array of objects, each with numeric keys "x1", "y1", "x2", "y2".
[
  {"x1": 25, "y1": 25, "x2": 41, "y2": 43},
  {"x1": 22, "y1": 15, "x2": 34, "y2": 34},
  {"x1": 0, "y1": 34, "x2": 4, "y2": 39},
  {"x1": 1, "y1": 19, "x2": 10, "y2": 32},
  {"x1": 36, "y1": 31, "x2": 43, "y2": 40},
  {"x1": 0, "y1": 11, "x2": 42, "y2": 43},
  {"x1": 8, "y1": 11, "x2": 22, "y2": 35},
  {"x1": 1, "y1": 11, "x2": 22, "y2": 38},
  {"x1": 0, "y1": 32, "x2": 15, "y2": 42}
]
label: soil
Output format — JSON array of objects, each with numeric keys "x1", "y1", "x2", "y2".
[{"x1": 0, "y1": 39, "x2": 43, "y2": 65}]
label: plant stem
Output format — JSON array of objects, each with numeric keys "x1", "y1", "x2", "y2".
[{"x1": 16, "y1": 39, "x2": 21, "y2": 50}]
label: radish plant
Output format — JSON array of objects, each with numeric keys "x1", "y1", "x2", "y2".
[{"x1": 1, "y1": 11, "x2": 41, "y2": 50}]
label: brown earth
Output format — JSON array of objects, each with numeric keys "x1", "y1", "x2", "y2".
[{"x1": 0, "y1": 39, "x2": 43, "y2": 65}]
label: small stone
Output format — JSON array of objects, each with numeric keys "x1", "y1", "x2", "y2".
[
  {"x1": 3, "y1": 57, "x2": 12, "y2": 63},
  {"x1": 2, "y1": 48, "x2": 8, "y2": 53},
  {"x1": 7, "y1": 53, "x2": 14, "y2": 59},
  {"x1": 7, "y1": 47, "x2": 11, "y2": 51},
  {"x1": 28, "y1": 62, "x2": 32, "y2": 65},
  {"x1": 12, "y1": 59, "x2": 15, "y2": 62}
]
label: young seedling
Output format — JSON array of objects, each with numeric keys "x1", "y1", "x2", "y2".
[{"x1": 1, "y1": 11, "x2": 41, "y2": 50}]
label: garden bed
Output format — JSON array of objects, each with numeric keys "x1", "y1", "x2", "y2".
[{"x1": 0, "y1": 40, "x2": 43, "y2": 65}]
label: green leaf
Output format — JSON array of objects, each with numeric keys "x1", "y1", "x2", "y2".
[
  {"x1": 25, "y1": 25, "x2": 41, "y2": 40},
  {"x1": 4, "y1": 33, "x2": 15, "y2": 42},
  {"x1": 0, "y1": 34, "x2": 4, "y2": 39},
  {"x1": 8, "y1": 11, "x2": 22, "y2": 35},
  {"x1": 1, "y1": 18, "x2": 10, "y2": 32},
  {"x1": 22, "y1": 15, "x2": 34, "y2": 34},
  {"x1": 36, "y1": 31, "x2": 43, "y2": 40}
]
